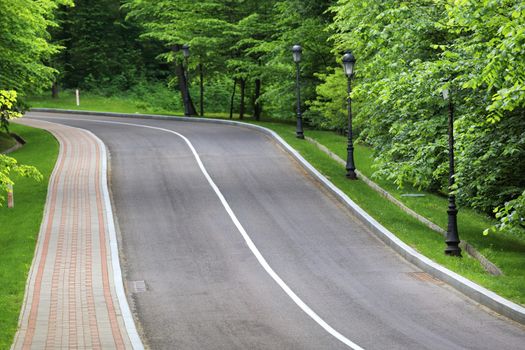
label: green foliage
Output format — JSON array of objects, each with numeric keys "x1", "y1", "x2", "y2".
[
  {"x1": 0, "y1": 0, "x2": 72, "y2": 95},
  {"x1": 314, "y1": 0, "x2": 525, "y2": 234},
  {"x1": 0, "y1": 154, "x2": 43, "y2": 205},
  {"x1": 53, "y1": 0, "x2": 153, "y2": 90},
  {"x1": 445, "y1": 0, "x2": 525, "y2": 123},
  {"x1": 260, "y1": 0, "x2": 335, "y2": 120},
  {"x1": 124, "y1": 0, "x2": 334, "y2": 119},
  {"x1": 0, "y1": 91, "x2": 22, "y2": 133},
  {"x1": 124, "y1": 0, "x2": 231, "y2": 66},
  {"x1": 0, "y1": 91, "x2": 42, "y2": 205},
  {"x1": 490, "y1": 192, "x2": 525, "y2": 237}
]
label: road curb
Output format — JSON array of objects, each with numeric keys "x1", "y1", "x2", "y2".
[
  {"x1": 304, "y1": 136, "x2": 503, "y2": 276},
  {"x1": 29, "y1": 108, "x2": 525, "y2": 325}
]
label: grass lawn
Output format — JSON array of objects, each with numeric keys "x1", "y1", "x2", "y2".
[
  {"x1": 29, "y1": 91, "x2": 177, "y2": 115},
  {"x1": 0, "y1": 124, "x2": 58, "y2": 349},
  {"x1": 29, "y1": 94, "x2": 525, "y2": 306}
]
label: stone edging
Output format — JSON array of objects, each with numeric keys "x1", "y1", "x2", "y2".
[
  {"x1": 1, "y1": 140, "x2": 23, "y2": 154},
  {"x1": 304, "y1": 136, "x2": 503, "y2": 277},
  {"x1": 29, "y1": 108, "x2": 525, "y2": 325}
]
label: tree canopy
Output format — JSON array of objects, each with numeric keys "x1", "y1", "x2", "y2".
[{"x1": 0, "y1": 0, "x2": 73, "y2": 95}]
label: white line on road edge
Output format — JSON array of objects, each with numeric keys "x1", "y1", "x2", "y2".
[{"x1": 36, "y1": 117, "x2": 365, "y2": 350}]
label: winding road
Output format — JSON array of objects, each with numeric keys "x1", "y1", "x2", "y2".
[{"x1": 24, "y1": 111, "x2": 525, "y2": 349}]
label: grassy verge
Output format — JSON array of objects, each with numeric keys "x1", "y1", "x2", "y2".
[
  {"x1": 29, "y1": 94, "x2": 525, "y2": 306},
  {"x1": 0, "y1": 124, "x2": 58, "y2": 349},
  {"x1": 29, "y1": 91, "x2": 180, "y2": 115},
  {"x1": 30, "y1": 91, "x2": 255, "y2": 120},
  {"x1": 0, "y1": 132, "x2": 16, "y2": 152}
]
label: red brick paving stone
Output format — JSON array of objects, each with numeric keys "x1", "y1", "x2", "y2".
[{"x1": 12, "y1": 120, "x2": 133, "y2": 350}]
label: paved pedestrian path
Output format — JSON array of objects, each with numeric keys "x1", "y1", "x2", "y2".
[{"x1": 12, "y1": 119, "x2": 138, "y2": 349}]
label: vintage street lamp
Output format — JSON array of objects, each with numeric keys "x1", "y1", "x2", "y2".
[
  {"x1": 342, "y1": 51, "x2": 357, "y2": 179},
  {"x1": 182, "y1": 44, "x2": 191, "y2": 117},
  {"x1": 442, "y1": 86, "x2": 462, "y2": 257},
  {"x1": 292, "y1": 44, "x2": 304, "y2": 139}
]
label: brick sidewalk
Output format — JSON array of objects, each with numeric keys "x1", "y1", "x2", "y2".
[{"x1": 12, "y1": 120, "x2": 136, "y2": 349}]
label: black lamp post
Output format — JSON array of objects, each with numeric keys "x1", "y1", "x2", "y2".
[
  {"x1": 442, "y1": 86, "x2": 462, "y2": 257},
  {"x1": 182, "y1": 44, "x2": 191, "y2": 117},
  {"x1": 292, "y1": 44, "x2": 304, "y2": 139},
  {"x1": 342, "y1": 51, "x2": 357, "y2": 180}
]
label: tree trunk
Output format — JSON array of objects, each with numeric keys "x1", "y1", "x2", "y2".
[
  {"x1": 175, "y1": 61, "x2": 197, "y2": 116},
  {"x1": 253, "y1": 78, "x2": 261, "y2": 121},
  {"x1": 239, "y1": 78, "x2": 246, "y2": 120},
  {"x1": 229, "y1": 79, "x2": 237, "y2": 119},
  {"x1": 199, "y1": 63, "x2": 204, "y2": 117},
  {"x1": 51, "y1": 81, "x2": 59, "y2": 99}
]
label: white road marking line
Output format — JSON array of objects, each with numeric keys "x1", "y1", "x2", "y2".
[{"x1": 30, "y1": 116, "x2": 365, "y2": 350}]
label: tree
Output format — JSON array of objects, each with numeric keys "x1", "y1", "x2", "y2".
[
  {"x1": 224, "y1": 1, "x2": 276, "y2": 119},
  {"x1": 0, "y1": 91, "x2": 22, "y2": 134},
  {"x1": 0, "y1": 91, "x2": 42, "y2": 205},
  {"x1": 0, "y1": 0, "x2": 73, "y2": 95},
  {"x1": 442, "y1": 0, "x2": 525, "y2": 230},
  {"x1": 124, "y1": 0, "x2": 233, "y2": 116},
  {"x1": 52, "y1": 0, "x2": 147, "y2": 91},
  {"x1": 317, "y1": 0, "x2": 524, "y2": 235},
  {"x1": 257, "y1": 0, "x2": 335, "y2": 121}
]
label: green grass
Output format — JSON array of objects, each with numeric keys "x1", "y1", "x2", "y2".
[
  {"x1": 30, "y1": 91, "x2": 264, "y2": 121},
  {"x1": 0, "y1": 132, "x2": 16, "y2": 152},
  {"x1": 0, "y1": 124, "x2": 59, "y2": 349},
  {"x1": 30, "y1": 91, "x2": 181, "y2": 115},
  {"x1": 28, "y1": 94, "x2": 525, "y2": 306}
]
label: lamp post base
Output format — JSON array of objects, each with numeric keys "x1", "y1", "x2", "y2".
[
  {"x1": 445, "y1": 206, "x2": 461, "y2": 257},
  {"x1": 296, "y1": 132, "x2": 304, "y2": 139},
  {"x1": 445, "y1": 244, "x2": 462, "y2": 257},
  {"x1": 346, "y1": 170, "x2": 357, "y2": 180}
]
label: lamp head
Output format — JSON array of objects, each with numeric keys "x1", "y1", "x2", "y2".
[
  {"x1": 342, "y1": 51, "x2": 356, "y2": 77},
  {"x1": 292, "y1": 44, "x2": 302, "y2": 63}
]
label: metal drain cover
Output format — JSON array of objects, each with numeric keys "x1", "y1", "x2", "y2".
[
  {"x1": 407, "y1": 272, "x2": 443, "y2": 284},
  {"x1": 128, "y1": 280, "x2": 147, "y2": 293}
]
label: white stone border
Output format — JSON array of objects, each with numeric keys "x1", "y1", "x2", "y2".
[{"x1": 30, "y1": 108, "x2": 525, "y2": 325}]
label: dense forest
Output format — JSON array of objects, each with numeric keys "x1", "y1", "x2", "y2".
[{"x1": 1, "y1": 0, "x2": 524, "y2": 235}]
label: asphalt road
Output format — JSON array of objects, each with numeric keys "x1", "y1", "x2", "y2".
[{"x1": 27, "y1": 112, "x2": 525, "y2": 349}]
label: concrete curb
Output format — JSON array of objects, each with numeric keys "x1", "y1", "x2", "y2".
[
  {"x1": 1, "y1": 141, "x2": 23, "y2": 154},
  {"x1": 29, "y1": 108, "x2": 525, "y2": 325},
  {"x1": 304, "y1": 136, "x2": 503, "y2": 277}
]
